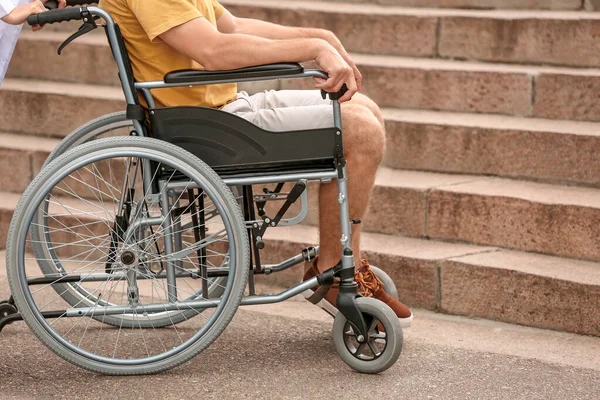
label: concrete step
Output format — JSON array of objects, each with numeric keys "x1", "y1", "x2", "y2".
[
  {"x1": 32, "y1": 1, "x2": 598, "y2": 66},
  {"x1": 9, "y1": 32, "x2": 600, "y2": 121},
  {"x1": 258, "y1": 224, "x2": 600, "y2": 336},
  {"x1": 288, "y1": 169, "x2": 600, "y2": 262},
  {"x1": 283, "y1": 54, "x2": 600, "y2": 121},
  {"x1": 0, "y1": 133, "x2": 59, "y2": 192},
  {"x1": 420, "y1": 172, "x2": 600, "y2": 262},
  {"x1": 8, "y1": 31, "x2": 117, "y2": 87},
  {"x1": 382, "y1": 109, "x2": 600, "y2": 187},
  {"x1": 287, "y1": 0, "x2": 585, "y2": 10},
  {"x1": 222, "y1": 0, "x2": 600, "y2": 67},
  {"x1": 0, "y1": 189, "x2": 598, "y2": 336},
  {"x1": 0, "y1": 79, "x2": 123, "y2": 137}
]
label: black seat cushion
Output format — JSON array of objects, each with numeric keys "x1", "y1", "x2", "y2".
[{"x1": 164, "y1": 63, "x2": 304, "y2": 84}]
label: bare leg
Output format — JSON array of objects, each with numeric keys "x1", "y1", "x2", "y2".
[
  {"x1": 349, "y1": 93, "x2": 386, "y2": 127},
  {"x1": 317, "y1": 101, "x2": 386, "y2": 272}
]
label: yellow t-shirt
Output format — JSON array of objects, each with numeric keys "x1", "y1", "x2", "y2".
[{"x1": 100, "y1": 0, "x2": 237, "y2": 108}]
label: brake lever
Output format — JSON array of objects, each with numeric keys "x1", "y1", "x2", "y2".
[
  {"x1": 321, "y1": 84, "x2": 349, "y2": 101},
  {"x1": 57, "y1": 9, "x2": 97, "y2": 55}
]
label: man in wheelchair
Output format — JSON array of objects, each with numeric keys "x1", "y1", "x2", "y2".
[{"x1": 100, "y1": 0, "x2": 412, "y2": 327}]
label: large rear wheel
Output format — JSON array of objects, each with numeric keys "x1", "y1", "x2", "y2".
[
  {"x1": 8, "y1": 136, "x2": 249, "y2": 374},
  {"x1": 30, "y1": 113, "x2": 237, "y2": 327}
]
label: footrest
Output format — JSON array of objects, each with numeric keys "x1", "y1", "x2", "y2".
[{"x1": 306, "y1": 268, "x2": 336, "y2": 304}]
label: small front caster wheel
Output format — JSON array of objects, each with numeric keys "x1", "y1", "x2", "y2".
[
  {"x1": 0, "y1": 303, "x2": 17, "y2": 321},
  {"x1": 332, "y1": 297, "x2": 403, "y2": 374}
]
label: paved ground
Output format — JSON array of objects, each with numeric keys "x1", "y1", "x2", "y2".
[{"x1": 0, "y1": 294, "x2": 599, "y2": 400}]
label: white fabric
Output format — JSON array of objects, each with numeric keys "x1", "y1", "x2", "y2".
[
  {"x1": 0, "y1": 0, "x2": 29, "y2": 87},
  {"x1": 222, "y1": 90, "x2": 334, "y2": 132}
]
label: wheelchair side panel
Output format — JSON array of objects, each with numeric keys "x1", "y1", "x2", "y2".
[{"x1": 148, "y1": 106, "x2": 338, "y2": 176}]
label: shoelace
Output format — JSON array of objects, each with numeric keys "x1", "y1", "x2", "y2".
[
  {"x1": 355, "y1": 265, "x2": 384, "y2": 297},
  {"x1": 308, "y1": 258, "x2": 384, "y2": 297}
]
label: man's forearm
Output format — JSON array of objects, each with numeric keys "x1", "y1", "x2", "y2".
[
  {"x1": 232, "y1": 17, "x2": 334, "y2": 43},
  {"x1": 160, "y1": 16, "x2": 335, "y2": 70},
  {"x1": 210, "y1": 9, "x2": 360, "y2": 90},
  {"x1": 228, "y1": 16, "x2": 351, "y2": 57},
  {"x1": 195, "y1": 34, "x2": 327, "y2": 70},
  {"x1": 160, "y1": 15, "x2": 356, "y2": 100}
]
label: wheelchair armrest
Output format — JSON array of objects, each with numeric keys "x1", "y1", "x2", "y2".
[{"x1": 164, "y1": 63, "x2": 304, "y2": 84}]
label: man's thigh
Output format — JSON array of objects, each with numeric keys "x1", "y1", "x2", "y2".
[{"x1": 221, "y1": 90, "x2": 334, "y2": 132}]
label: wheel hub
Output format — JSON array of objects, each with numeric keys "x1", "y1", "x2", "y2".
[{"x1": 120, "y1": 250, "x2": 136, "y2": 266}]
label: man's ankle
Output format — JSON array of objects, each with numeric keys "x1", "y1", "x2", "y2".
[{"x1": 315, "y1": 257, "x2": 362, "y2": 274}]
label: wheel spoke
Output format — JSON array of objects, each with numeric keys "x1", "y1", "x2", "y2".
[
  {"x1": 354, "y1": 342, "x2": 367, "y2": 357},
  {"x1": 367, "y1": 339, "x2": 381, "y2": 358}
]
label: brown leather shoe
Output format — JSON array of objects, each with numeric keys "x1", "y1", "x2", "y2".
[
  {"x1": 356, "y1": 259, "x2": 413, "y2": 328},
  {"x1": 302, "y1": 257, "x2": 413, "y2": 328}
]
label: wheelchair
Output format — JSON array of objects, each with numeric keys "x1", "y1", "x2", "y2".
[{"x1": 1, "y1": 2, "x2": 403, "y2": 375}]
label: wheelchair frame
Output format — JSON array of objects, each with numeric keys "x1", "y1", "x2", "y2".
[
  {"x1": 1, "y1": 3, "x2": 404, "y2": 374},
  {"x1": 101, "y1": 5, "x2": 360, "y2": 314},
  {"x1": 2, "y1": 5, "x2": 367, "y2": 335}
]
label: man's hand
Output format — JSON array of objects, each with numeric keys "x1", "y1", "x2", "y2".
[
  {"x1": 31, "y1": 0, "x2": 67, "y2": 31},
  {"x1": 324, "y1": 32, "x2": 362, "y2": 92},
  {"x1": 215, "y1": 10, "x2": 362, "y2": 94},
  {"x1": 313, "y1": 42, "x2": 357, "y2": 103},
  {"x1": 46, "y1": 0, "x2": 68, "y2": 8}
]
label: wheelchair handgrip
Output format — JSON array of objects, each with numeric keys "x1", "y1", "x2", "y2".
[{"x1": 28, "y1": 7, "x2": 85, "y2": 26}]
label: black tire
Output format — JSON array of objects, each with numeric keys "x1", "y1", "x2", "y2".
[{"x1": 43, "y1": 112, "x2": 130, "y2": 168}]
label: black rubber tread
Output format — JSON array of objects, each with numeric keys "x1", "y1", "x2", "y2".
[{"x1": 42, "y1": 112, "x2": 130, "y2": 169}]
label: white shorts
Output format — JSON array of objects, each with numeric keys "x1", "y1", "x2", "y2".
[{"x1": 221, "y1": 89, "x2": 335, "y2": 132}]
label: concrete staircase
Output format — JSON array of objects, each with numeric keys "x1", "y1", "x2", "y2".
[{"x1": 1, "y1": 0, "x2": 600, "y2": 337}]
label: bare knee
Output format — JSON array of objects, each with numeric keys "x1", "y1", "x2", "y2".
[
  {"x1": 349, "y1": 93, "x2": 385, "y2": 128},
  {"x1": 341, "y1": 104, "x2": 386, "y2": 168}
]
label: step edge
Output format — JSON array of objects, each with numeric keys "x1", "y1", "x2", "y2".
[
  {"x1": 446, "y1": 248, "x2": 600, "y2": 286},
  {"x1": 352, "y1": 53, "x2": 600, "y2": 76},
  {"x1": 374, "y1": 169, "x2": 600, "y2": 209},
  {"x1": 382, "y1": 108, "x2": 600, "y2": 136},
  {"x1": 0, "y1": 132, "x2": 61, "y2": 152},
  {"x1": 266, "y1": 224, "x2": 600, "y2": 286},
  {"x1": 221, "y1": 0, "x2": 600, "y2": 19},
  {"x1": 1, "y1": 78, "x2": 125, "y2": 101}
]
